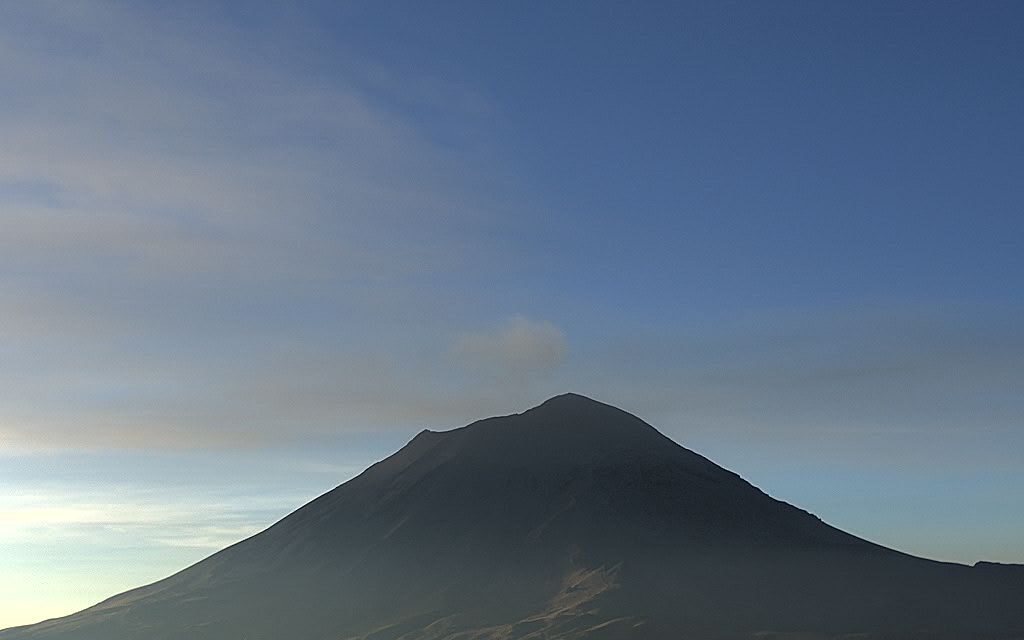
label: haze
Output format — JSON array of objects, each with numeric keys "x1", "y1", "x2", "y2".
[{"x1": 1, "y1": 1, "x2": 1022, "y2": 630}]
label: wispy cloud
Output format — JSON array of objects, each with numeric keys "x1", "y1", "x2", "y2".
[
  {"x1": 0, "y1": 3, "x2": 523, "y2": 449},
  {"x1": 0, "y1": 487, "x2": 294, "y2": 550},
  {"x1": 453, "y1": 315, "x2": 568, "y2": 376}
]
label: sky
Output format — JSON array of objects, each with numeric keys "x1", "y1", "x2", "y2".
[{"x1": 1, "y1": 0, "x2": 1023, "y2": 629}]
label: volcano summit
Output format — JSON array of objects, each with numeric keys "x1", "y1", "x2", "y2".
[{"x1": 4, "y1": 394, "x2": 1022, "y2": 639}]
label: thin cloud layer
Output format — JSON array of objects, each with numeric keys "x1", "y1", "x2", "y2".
[
  {"x1": 454, "y1": 316, "x2": 568, "y2": 377},
  {"x1": 0, "y1": 3, "x2": 1020, "y2": 462},
  {"x1": 0, "y1": 3, "x2": 519, "y2": 449}
]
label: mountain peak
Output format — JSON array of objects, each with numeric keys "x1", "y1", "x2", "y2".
[
  {"x1": 526, "y1": 392, "x2": 644, "y2": 421},
  {"x1": 442, "y1": 392, "x2": 674, "y2": 463},
  {"x1": 534, "y1": 391, "x2": 606, "y2": 408}
]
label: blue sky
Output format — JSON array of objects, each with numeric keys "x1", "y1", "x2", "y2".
[{"x1": 1, "y1": 1, "x2": 1023, "y2": 628}]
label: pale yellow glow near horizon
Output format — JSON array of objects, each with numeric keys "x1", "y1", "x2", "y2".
[
  {"x1": 1, "y1": 580, "x2": 98, "y2": 630},
  {"x1": 0, "y1": 491, "x2": 286, "y2": 631}
]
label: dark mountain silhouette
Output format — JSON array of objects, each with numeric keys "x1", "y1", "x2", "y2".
[{"x1": 4, "y1": 393, "x2": 1022, "y2": 639}]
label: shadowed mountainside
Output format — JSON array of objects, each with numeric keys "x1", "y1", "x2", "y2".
[{"x1": 4, "y1": 393, "x2": 1023, "y2": 639}]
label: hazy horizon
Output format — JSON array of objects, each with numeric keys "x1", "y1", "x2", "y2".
[{"x1": 2, "y1": 1, "x2": 1022, "y2": 630}]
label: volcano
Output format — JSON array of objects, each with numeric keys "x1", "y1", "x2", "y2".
[{"x1": 4, "y1": 393, "x2": 1022, "y2": 639}]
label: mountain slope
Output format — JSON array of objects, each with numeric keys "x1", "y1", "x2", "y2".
[{"x1": 4, "y1": 393, "x2": 1023, "y2": 639}]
